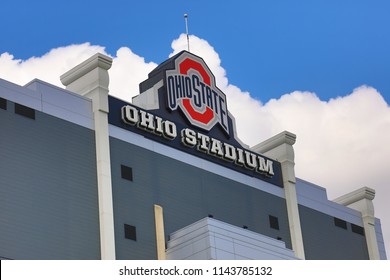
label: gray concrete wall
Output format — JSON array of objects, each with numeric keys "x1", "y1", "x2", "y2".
[
  {"x1": 299, "y1": 205, "x2": 369, "y2": 259},
  {"x1": 0, "y1": 100, "x2": 100, "y2": 259},
  {"x1": 0, "y1": 95, "x2": 372, "y2": 260},
  {"x1": 110, "y1": 137, "x2": 291, "y2": 260}
]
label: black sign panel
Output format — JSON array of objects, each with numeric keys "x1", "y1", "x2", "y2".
[{"x1": 108, "y1": 96, "x2": 283, "y2": 188}]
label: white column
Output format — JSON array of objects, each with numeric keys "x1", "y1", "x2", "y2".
[
  {"x1": 252, "y1": 131, "x2": 306, "y2": 259},
  {"x1": 334, "y1": 187, "x2": 380, "y2": 259},
  {"x1": 60, "y1": 53, "x2": 116, "y2": 260}
]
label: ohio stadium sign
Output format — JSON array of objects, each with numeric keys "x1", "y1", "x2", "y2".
[
  {"x1": 165, "y1": 53, "x2": 229, "y2": 134},
  {"x1": 109, "y1": 51, "x2": 283, "y2": 187},
  {"x1": 121, "y1": 103, "x2": 275, "y2": 177}
]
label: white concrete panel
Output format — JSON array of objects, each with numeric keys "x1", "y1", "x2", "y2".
[
  {"x1": 235, "y1": 255, "x2": 251, "y2": 260},
  {"x1": 167, "y1": 234, "x2": 212, "y2": 260},
  {"x1": 27, "y1": 80, "x2": 93, "y2": 118},
  {"x1": 166, "y1": 217, "x2": 297, "y2": 260},
  {"x1": 169, "y1": 229, "x2": 210, "y2": 248},
  {"x1": 0, "y1": 78, "x2": 42, "y2": 110},
  {"x1": 191, "y1": 236, "x2": 210, "y2": 253},
  {"x1": 233, "y1": 242, "x2": 266, "y2": 259},
  {"x1": 185, "y1": 249, "x2": 212, "y2": 260},
  {"x1": 169, "y1": 243, "x2": 194, "y2": 259},
  {"x1": 214, "y1": 236, "x2": 234, "y2": 253},
  {"x1": 215, "y1": 249, "x2": 235, "y2": 260}
]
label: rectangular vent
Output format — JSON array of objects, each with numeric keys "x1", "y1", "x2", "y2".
[
  {"x1": 124, "y1": 224, "x2": 137, "y2": 241},
  {"x1": 121, "y1": 165, "x2": 133, "y2": 181},
  {"x1": 334, "y1": 217, "x2": 347, "y2": 229},
  {"x1": 351, "y1": 224, "x2": 365, "y2": 236},
  {"x1": 269, "y1": 215, "x2": 280, "y2": 230},
  {"x1": 0, "y1": 98, "x2": 6, "y2": 110},
  {"x1": 15, "y1": 103, "x2": 35, "y2": 119}
]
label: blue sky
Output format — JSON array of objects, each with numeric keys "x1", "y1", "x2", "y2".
[{"x1": 1, "y1": 0, "x2": 389, "y2": 103}]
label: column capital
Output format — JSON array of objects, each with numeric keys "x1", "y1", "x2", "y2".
[
  {"x1": 333, "y1": 186, "x2": 375, "y2": 206},
  {"x1": 60, "y1": 53, "x2": 113, "y2": 113},
  {"x1": 60, "y1": 53, "x2": 112, "y2": 88},
  {"x1": 252, "y1": 131, "x2": 296, "y2": 154}
]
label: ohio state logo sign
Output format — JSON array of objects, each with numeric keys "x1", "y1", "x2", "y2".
[{"x1": 165, "y1": 52, "x2": 229, "y2": 134}]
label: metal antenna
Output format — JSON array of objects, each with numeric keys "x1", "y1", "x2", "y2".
[{"x1": 184, "y1": 13, "x2": 190, "y2": 52}]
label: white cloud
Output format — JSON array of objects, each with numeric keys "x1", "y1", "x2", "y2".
[
  {"x1": 257, "y1": 87, "x2": 390, "y2": 198},
  {"x1": 0, "y1": 43, "x2": 156, "y2": 103},
  {"x1": 170, "y1": 34, "x2": 228, "y2": 89},
  {"x1": 0, "y1": 43, "x2": 106, "y2": 87},
  {"x1": 1, "y1": 35, "x2": 389, "y2": 256},
  {"x1": 109, "y1": 47, "x2": 157, "y2": 101}
]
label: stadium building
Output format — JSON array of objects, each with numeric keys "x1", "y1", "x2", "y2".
[{"x1": 0, "y1": 52, "x2": 387, "y2": 260}]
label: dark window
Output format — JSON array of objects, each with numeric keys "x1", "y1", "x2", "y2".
[
  {"x1": 351, "y1": 224, "x2": 365, "y2": 236},
  {"x1": 334, "y1": 217, "x2": 348, "y2": 229},
  {"x1": 15, "y1": 103, "x2": 35, "y2": 119},
  {"x1": 0, "y1": 98, "x2": 6, "y2": 110},
  {"x1": 124, "y1": 224, "x2": 137, "y2": 241},
  {"x1": 269, "y1": 215, "x2": 280, "y2": 230},
  {"x1": 121, "y1": 165, "x2": 133, "y2": 181}
]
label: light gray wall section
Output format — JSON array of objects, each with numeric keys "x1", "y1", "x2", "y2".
[
  {"x1": 297, "y1": 178, "x2": 386, "y2": 259},
  {"x1": 109, "y1": 137, "x2": 291, "y2": 260},
  {"x1": 299, "y1": 205, "x2": 369, "y2": 259},
  {"x1": 375, "y1": 218, "x2": 387, "y2": 259},
  {"x1": 296, "y1": 178, "x2": 365, "y2": 226},
  {"x1": 0, "y1": 78, "x2": 94, "y2": 129},
  {"x1": 0, "y1": 100, "x2": 100, "y2": 259}
]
